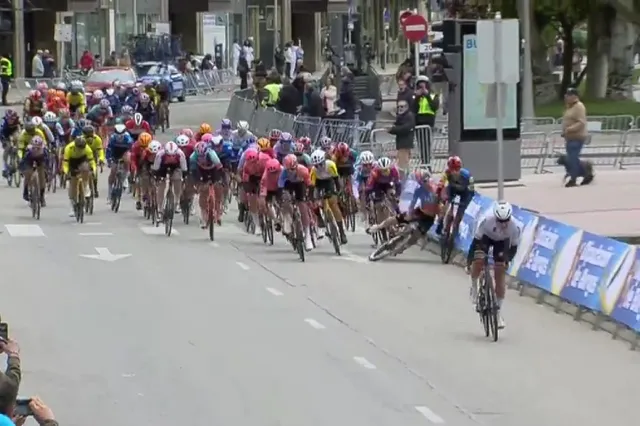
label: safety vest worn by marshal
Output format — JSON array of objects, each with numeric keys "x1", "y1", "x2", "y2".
[
  {"x1": 263, "y1": 83, "x2": 282, "y2": 106},
  {"x1": 0, "y1": 58, "x2": 12, "y2": 77},
  {"x1": 417, "y1": 94, "x2": 436, "y2": 115}
]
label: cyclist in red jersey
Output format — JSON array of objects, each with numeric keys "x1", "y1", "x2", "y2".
[{"x1": 125, "y1": 112, "x2": 152, "y2": 140}]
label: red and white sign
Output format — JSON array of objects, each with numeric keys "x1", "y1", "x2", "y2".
[
  {"x1": 401, "y1": 13, "x2": 428, "y2": 43},
  {"x1": 399, "y1": 10, "x2": 414, "y2": 25}
]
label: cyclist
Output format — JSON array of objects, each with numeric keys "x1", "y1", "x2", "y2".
[
  {"x1": 19, "y1": 135, "x2": 49, "y2": 205},
  {"x1": 79, "y1": 125, "x2": 105, "y2": 196},
  {"x1": 273, "y1": 132, "x2": 294, "y2": 162},
  {"x1": 310, "y1": 149, "x2": 347, "y2": 245},
  {"x1": 209, "y1": 134, "x2": 237, "y2": 219},
  {"x1": 297, "y1": 136, "x2": 312, "y2": 154},
  {"x1": 67, "y1": 80, "x2": 86, "y2": 118},
  {"x1": 130, "y1": 132, "x2": 154, "y2": 210},
  {"x1": 31, "y1": 116, "x2": 55, "y2": 147},
  {"x1": 151, "y1": 141, "x2": 187, "y2": 221},
  {"x1": 57, "y1": 109, "x2": 76, "y2": 146},
  {"x1": 364, "y1": 157, "x2": 401, "y2": 205},
  {"x1": 218, "y1": 119, "x2": 233, "y2": 141},
  {"x1": 24, "y1": 90, "x2": 45, "y2": 119},
  {"x1": 176, "y1": 134, "x2": 197, "y2": 214},
  {"x1": 435, "y1": 155, "x2": 475, "y2": 235},
  {"x1": 86, "y1": 99, "x2": 113, "y2": 130},
  {"x1": 268, "y1": 129, "x2": 281, "y2": 148},
  {"x1": 120, "y1": 105, "x2": 134, "y2": 122},
  {"x1": 292, "y1": 141, "x2": 312, "y2": 169},
  {"x1": 17, "y1": 121, "x2": 46, "y2": 160},
  {"x1": 277, "y1": 154, "x2": 312, "y2": 242},
  {"x1": 238, "y1": 147, "x2": 270, "y2": 235},
  {"x1": 106, "y1": 123, "x2": 134, "y2": 202},
  {"x1": 189, "y1": 141, "x2": 223, "y2": 228},
  {"x1": 366, "y1": 168, "x2": 439, "y2": 241},
  {"x1": 125, "y1": 112, "x2": 152, "y2": 141},
  {"x1": 257, "y1": 137, "x2": 275, "y2": 159},
  {"x1": 134, "y1": 93, "x2": 155, "y2": 127},
  {"x1": 43, "y1": 112, "x2": 63, "y2": 148},
  {"x1": 466, "y1": 201, "x2": 520, "y2": 329},
  {"x1": 259, "y1": 158, "x2": 283, "y2": 232},
  {"x1": 1, "y1": 110, "x2": 22, "y2": 178},
  {"x1": 354, "y1": 150, "x2": 376, "y2": 223},
  {"x1": 232, "y1": 120, "x2": 254, "y2": 148},
  {"x1": 62, "y1": 136, "x2": 96, "y2": 217}
]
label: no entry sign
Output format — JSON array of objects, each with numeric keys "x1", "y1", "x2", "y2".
[
  {"x1": 399, "y1": 9, "x2": 414, "y2": 24},
  {"x1": 402, "y1": 13, "x2": 428, "y2": 43}
]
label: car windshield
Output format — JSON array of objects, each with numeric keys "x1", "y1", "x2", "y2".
[
  {"x1": 88, "y1": 69, "x2": 135, "y2": 84},
  {"x1": 138, "y1": 65, "x2": 173, "y2": 77}
]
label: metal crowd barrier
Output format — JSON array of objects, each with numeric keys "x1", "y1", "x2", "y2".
[
  {"x1": 183, "y1": 69, "x2": 237, "y2": 96},
  {"x1": 11, "y1": 78, "x2": 66, "y2": 99}
]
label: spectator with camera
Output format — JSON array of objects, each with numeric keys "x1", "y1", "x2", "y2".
[{"x1": 0, "y1": 337, "x2": 59, "y2": 426}]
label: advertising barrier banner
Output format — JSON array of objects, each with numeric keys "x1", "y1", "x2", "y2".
[{"x1": 444, "y1": 192, "x2": 640, "y2": 337}]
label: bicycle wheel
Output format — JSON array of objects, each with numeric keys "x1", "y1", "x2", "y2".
[
  {"x1": 484, "y1": 267, "x2": 499, "y2": 342},
  {"x1": 293, "y1": 215, "x2": 305, "y2": 262},
  {"x1": 368, "y1": 231, "x2": 411, "y2": 262},
  {"x1": 164, "y1": 190, "x2": 174, "y2": 237},
  {"x1": 51, "y1": 156, "x2": 58, "y2": 194},
  {"x1": 328, "y1": 220, "x2": 341, "y2": 255},
  {"x1": 12, "y1": 155, "x2": 20, "y2": 188},
  {"x1": 208, "y1": 192, "x2": 215, "y2": 241},
  {"x1": 260, "y1": 214, "x2": 267, "y2": 243},
  {"x1": 87, "y1": 188, "x2": 94, "y2": 215},
  {"x1": 30, "y1": 178, "x2": 39, "y2": 220},
  {"x1": 181, "y1": 197, "x2": 190, "y2": 224},
  {"x1": 265, "y1": 215, "x2": 274, "y2": 245},
  {"x1": 76, "y1": 180, "x2": 85, "y2": 224},
  {"x1": 111, "y1": 176, "x2": 123, "y2": 213}
]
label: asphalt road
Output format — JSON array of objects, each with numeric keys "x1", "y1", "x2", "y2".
[{"x1": 0, "y1": 99, "x2": 639, "y2": 426}]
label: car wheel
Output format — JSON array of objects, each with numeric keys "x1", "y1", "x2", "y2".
[{"x1": 178, "y1": 95, "x2": 186, "y2": 102}]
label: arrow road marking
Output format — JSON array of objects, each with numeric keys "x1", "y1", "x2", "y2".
[{"x1": 80, "y1": 247, "x2": 132, "y2": 262}]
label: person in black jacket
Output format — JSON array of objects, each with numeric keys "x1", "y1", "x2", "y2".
[
  {"x1": 300, "y1": 76, "x2": 324, "y2": 118},
  {"x1": 388, "y1": 99, "x2": 415, "y2": 177},
  {"x1": 277, "y1": 81, "x2": 301, "y2": 115},
  {"x1": 238, "y1": 52, "x2": 249, "y2": 90},
  {"x1": 337, "y1": 67, "x2": 358, "y2": 119}
]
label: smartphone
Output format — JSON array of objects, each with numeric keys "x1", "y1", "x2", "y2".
[
  {"x1": 14, "y1": 398, "x2": 32, "y2": 417},
  {"x1": 0, "y1": 323, "x2": 7, "y2": 342}
]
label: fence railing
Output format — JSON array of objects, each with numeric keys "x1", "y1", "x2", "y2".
[{"x1": 226, "y1": 91, "x2": 640, "y2": 174}]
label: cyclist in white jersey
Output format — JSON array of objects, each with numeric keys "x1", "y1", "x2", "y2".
[
  {"x1": 466, "y1": 201, "x2": 521, "y2": 329},
  {"x1": 232, "y1": 120, "x2": 254, "y2": 149}
]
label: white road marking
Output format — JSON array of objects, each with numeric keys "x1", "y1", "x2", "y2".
[
  {"x1": 4, "y1": 224, "x2": 45, "y2": 237},
  {"x1": 79, "y1": 232, "x2": 113, "y2": 236},
  {"x1": 353, "y1": 356, "x2": 376, "y2": 370},
  {"x1": 210, "y1": 242, "x2": 220, "y2": 248},
  {"x1": 83, "y1": 222, "x2": 103, "y2": 226},
  {"x1": 415, "y1": 406, "x2": 445, "y2": 423},
  {"x1": 304, "y1": 318, "x2": 326, "y2": 329},
  {"x1": 139, "y1": 226, "x2": 180, "y2": 236},
  {"x1": 236, "y1": 261, "x2": 250, "y2": 270},
  {"x1": 265, "y1": 287, "x2": 283, "y2": 296}
]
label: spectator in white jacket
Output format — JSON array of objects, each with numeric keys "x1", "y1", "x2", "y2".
[
  {"x1": 31, "y1": 50, "x2": 44, "y2": 78},
  {"x1": 284, "y1": 42, "x2": 295, "y2": 80},
  {"x1": 320, "y1": 75, "x2": 338, "y2": 114}
]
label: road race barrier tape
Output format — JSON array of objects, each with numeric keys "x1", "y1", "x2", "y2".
[{"x1": 412, "y1": 189, "x2": 640, "y2": 348}]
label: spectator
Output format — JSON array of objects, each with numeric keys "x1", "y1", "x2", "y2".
[
  {"x1": 413, "y1": 75, "x2": 439, "y2": 128},
  {"x1": 243, "y1": 39, "x2": 254, "y2": 66},
  {"x1": 232, "y1": 40, "x2": 241, "y2": 76},
  {"x1": 396, "y1": 78, "x2": 414, "y2": 107},
  {"x1": 31, "y1": 50, "x2": 44, "y2": 78},
  {"x1": 238, "y1": 50, "x2": 249, "y2": 90},
  {"x1": 278, "y1": 77, "x2": 303, "y2": 115},
  {"x1": 561, "y1": 87, "x2": 593, "y2": 187},
  {"x1": 263, "y1": 71, "x2": 282, "y2": 107},
  {"x1": 0, "y1": 338, "x2": 21, "y2": 389},
  {"x1": 42, "y1": 50, "x2": 55, "y2": 78},
  {"x1": 274, "y1": 46, "x2": 285, "y2": 75},
  {"x1": 388, "y1": 99, "x2": 415, "y2": 177},
  {"x1": 320, "y1": 75, "x2": 338, "y2": 114},
  {"x1": 119, "y1": 49, "x2": 131, "y2": 67},
  {"x1": 0, "y1": 54, "x2": 12, "y2": 106},
  {"x1": 284, "y1": 42, "x2": 295, "y2": 81},
  {"x1": 79, "y1": 50, "x2": 93, "y2": 73},
  {"x1": 103, "y1": 51, "x2": 117, "y2": 67},
  {"x1": 300, "y1": 74, "x2": 323, "y2": 118},
  {"x1": 200, "y1": 54, "x2": 214, "y2": 71},
  {"x1": 337, "y1": 67, "x2": 358, "y2": 119}
]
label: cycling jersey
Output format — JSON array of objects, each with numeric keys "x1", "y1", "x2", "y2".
[
  {"x1": 310, "y1": 159, "x2": 339, "y2": 185},
  {"x1": 474, "y1": 214, "x2": 521, "y2": 244},
  {"x1": 62, "y1": 142, "x2": 96, "y2": 174}
]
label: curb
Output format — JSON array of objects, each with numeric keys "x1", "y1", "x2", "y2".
[{"x1": 422, "y1": 238, "x2": 640, "y2": 349}]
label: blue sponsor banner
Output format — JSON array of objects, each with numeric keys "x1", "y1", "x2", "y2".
[
  {"x1": 516, "y1": 217, "x2": 579, "y2": 294},
  {"x1": 454, "y1": 194, "x2": 492, "y2": 253},
  {"x1": 507, "y1": 205, "x2": 538, "y2": 276},
  {"x1": 558, "y1": 232, "x2": 630, "y2": 313},
  {"x1": 610, "y1": 248, "x2": 640, "y2": 332}
]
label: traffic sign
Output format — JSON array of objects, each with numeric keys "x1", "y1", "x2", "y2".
[
  {"x1": 402, "y1": 13, "x2": 428, "y2": 43},
  {"x1": 399, "y1": 10, "x2": 414, "y2": 24},
  {"x1": 54, "y1": 24, "x2": 72, "y2": 42}
]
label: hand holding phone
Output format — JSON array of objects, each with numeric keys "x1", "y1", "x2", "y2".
[
  {"x1": 14, "y1": 398, "x2": 33, "y2": 417},
  {"x1": 0, "y1": 323, "x2": 8, "y2": 342}
]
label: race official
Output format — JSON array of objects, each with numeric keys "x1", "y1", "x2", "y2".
[{"x1": 0, "y1": 55, "x2": 12, "y2": 106}]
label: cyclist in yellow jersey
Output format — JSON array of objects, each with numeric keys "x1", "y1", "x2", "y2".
[
  {"x1": 17, "y1": 122, "x2": 46, "y2": 159},
  {"x1": 309, "y1": 149, "x2": 348, "y2": 245},
  {"x1": 79, "y1": 125, "x2": 105, "y2": 197},
  {"x1": 67, "y1": 88, "x2": 86, "y2": 116},
  {"x1": 63, "y1": 136, "x2": 96, "y2": 217},
  {"x1": 144, "y1": 83, "x2": 159, "y2": 107}
]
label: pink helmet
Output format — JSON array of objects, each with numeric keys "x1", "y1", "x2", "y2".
[
  {"x1": 283, "y1": 154, "x2": 298, "y2": 170},
  {"x1": 201, "y1": 133, "x2": 214, "y2": 144},
  {"x1": 245, "y1": 149, "x2": 259, "y2": 163},
  {"x1": 181, "y1": 128, "x2": 194, "y2": 138},
  {"x1": 195, "y1": 142, "x2": 207, "y2": 156}
]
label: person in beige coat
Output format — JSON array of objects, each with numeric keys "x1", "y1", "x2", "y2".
[
  {"x1": 561, "y1": 87, "x2": 593, "y2": 187},
  {"x1": 320, "y1": 75, "x2": 338, "y2": 114}
]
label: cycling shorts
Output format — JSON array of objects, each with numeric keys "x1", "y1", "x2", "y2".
[
  {"x1": 283, "y1": 181, "x2": 305, "y2": 202},
  {"x1": 243, "y1": 174, "x2": 261, "y2": 194},
  {"x1": 396, "y1": 208, "x2": 435, "y2": 234}
]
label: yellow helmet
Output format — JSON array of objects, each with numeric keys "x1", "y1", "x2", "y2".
[{"x1": 257, "y1": 137, "x2": 270, "y2": 151}]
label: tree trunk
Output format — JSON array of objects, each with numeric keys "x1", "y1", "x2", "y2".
[
  {"x1": 560, "y1": 20, "x2": 575, "y2": 96},
  {"x1": 585, "y1": 4, "x2": 615, "y2": 98}
]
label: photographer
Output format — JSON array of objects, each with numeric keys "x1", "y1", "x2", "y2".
[{"x1": 0, "y1": 340, "x2": 58, "y2": 426}]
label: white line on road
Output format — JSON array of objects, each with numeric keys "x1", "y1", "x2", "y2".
[
  {"x1": 83, "y1": 222, "x2": 103, "y2": 226},
  {"x1": 265, "y1": 287, "x2": 283, "y2": 296},
  {"x1": 210, "y1": 242, "x2": 220, "y2": 248},
  {"x1": 79, "y1": 232, "x2": 113, "y2": 236},
  {"x1": 353, "y1": 356, "x2": 376, "y2": 370},
  {"x1": 236, "y1": 261, "x2": 250, "y2": 270},
  {"x1": 415, "y1": 406, "x2": 445, "y2": 423},
  {"x1": 304, "y1": 318, "x2": 326, "y2": 329},
  {"x1": 4, "y1": 224, "x2": 45, "y2": 237}
]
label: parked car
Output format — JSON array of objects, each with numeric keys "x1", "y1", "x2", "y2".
[
  {"x1": 135, "y1": 61, "x2": 186, "y2": 102},
  {"x1": 85, "y1": 67, "x2": 137, "y2": 92}
]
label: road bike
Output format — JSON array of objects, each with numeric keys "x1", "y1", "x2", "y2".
[
  {"x1": 46, "y1": 145, "x2": 58, "y2": 193},
  {"x1": 28, "y1": 163, "x2": 42, "y2": 220},
  {"x1": 158, "y1": 100, "x2": 170, "y2": 133},
  {"x1": 475, "y1": 252, "x2": 500, "y2": 342},
  {"x1": 368, "y1": 219, "x2": 432, "y2": 262},
  {"x1": 338, "y1": 176, "x2": 358, "y2": 232},
  {"x1": 440, "y1": 196, "x2": 461, "y2": 264},
  {"x1": 291, "y1": 202, "x2": 306, "y2": 262},
  {"x1": 161, "y1": 177, "x2": 176, "y2": 237},
  {"x1": 73, "y1": 173, "x2": 86, "y2": 223},
  {"x1": 318, "y1": 192, "x2": 341, "y2": 256},
  {"x1": 5, "y1": 144, "x2": 20, "y2": 188},
  {"x1": 110, "y1": 160, "x2": 126, "y2": 213},
  {"x1": 205, "y1": 178, "x2": 217, "y2": 241}
]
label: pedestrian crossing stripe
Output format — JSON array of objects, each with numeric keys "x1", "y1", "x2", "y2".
[{"x1": 4, "y1": 224, "x2": 45, "y2": 237}]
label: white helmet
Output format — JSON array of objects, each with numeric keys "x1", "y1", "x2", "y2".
[
  {"x1": 164, "y1": 141, "x2": 179, "y2": 155},
  {"x1": 31, "y1": 116, "x2": 43, "y2": 127},
  {"x1": 311, "y1": 150, "x2": 325, "y2": 165},
  {"x1": 319, "y1": 136, "x2": 331, "y2": 149},
  {"x1": 493, "y1": 201, "x2": 512, "y2": 222},
  {"x1": 359, "y1": 150, "x2": 375, "y2": 165},
  {"x1": 175, "y1": 135, "x2": 189, "y2": 147},
  {"x1": 114, "y1": 123, "x2": 127, "y2": 134},
  {"x1": 56, "y1": 82, "x2": 66, "y2": 90},
  {"x1": 71, "y1": 80, "x2": 83, "y2": 89},
  {"x1": 133, "y1": 113, "x2": 143, "y2": 126},
  {"x1": 377, "y1": 156, "x2": 392, "y2": 170},
  {"x1": 93, "y1": 89, "x2": 104, "y2": 99},
  {"x1": 416, "y1": 75, "x2": 429, "y2": 84},
  {"x1": 43, "y1": 111, "x2": 57, "y2": 123},
  {"x1": 237, "y1": 120, "x2": 249, "y2": 132},
  {"x1": 211, "y1": 135, "x2": 223, "y2": 146},
  {"x1": 148, "y1": 140, "x2": 162, "y2": 154}
]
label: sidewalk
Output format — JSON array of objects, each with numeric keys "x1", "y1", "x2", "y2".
[{"x1": 476, "y1": 171, "x2": 640, "y2": 241}]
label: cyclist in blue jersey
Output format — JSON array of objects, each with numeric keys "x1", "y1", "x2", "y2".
[{"x1": 435, "y1": 155, "x2": 475, "y2": 235}]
